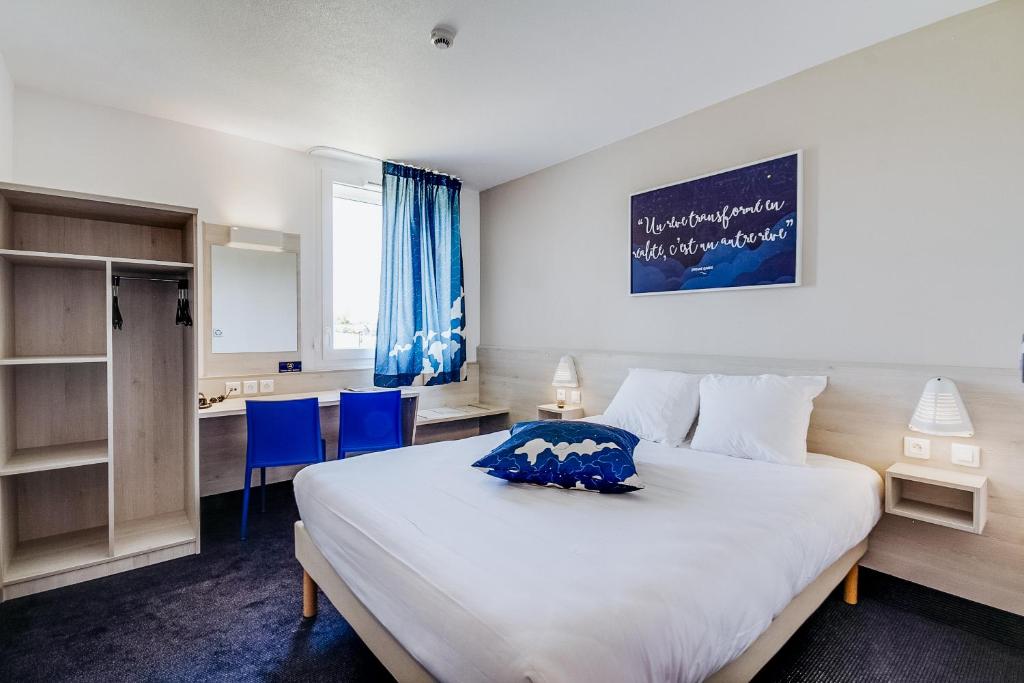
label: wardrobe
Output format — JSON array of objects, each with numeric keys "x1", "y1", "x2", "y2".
[{"x1": 0, "y1": 183, "x2": 199, "y2": 601}]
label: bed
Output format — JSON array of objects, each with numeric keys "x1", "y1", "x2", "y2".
[{"x1": 293, "y1": 424, "x2": 882, "y2": 682}]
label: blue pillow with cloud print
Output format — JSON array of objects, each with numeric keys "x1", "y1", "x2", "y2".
[{"x1": 472, "y1": 421, "x2": 644, "y2": 493}]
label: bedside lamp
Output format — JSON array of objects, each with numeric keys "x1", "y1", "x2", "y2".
[
  {"x1": 909, "y1": 377, "x2": 974, "y2": 437},
  {"x1": 551, "y1": 355, "x2": 579, "y2": 409}
]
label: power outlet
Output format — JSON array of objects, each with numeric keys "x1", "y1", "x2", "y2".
[
  {"x1": 243, "y1": 380, "x2": 259, "y2": 395},
  {"x1": 903, "y1": 436, "x2": 931, "y2": 459},
  {"x1": 951, "y1": 443, "x2": 981, "y2": 468},
  {"x1": 259, "y1": 379, "x2": 275, "y2": 393},
  {"x1": 225, "y1": 381, "x2": 241, "y2": 397}
]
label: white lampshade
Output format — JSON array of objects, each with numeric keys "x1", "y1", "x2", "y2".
[
  {"x1": 908, "y1": 377, "x2": 974, "y2": 437},
  {"x1": 551, "y1": 355, "x2": 579, "y2": 388}
]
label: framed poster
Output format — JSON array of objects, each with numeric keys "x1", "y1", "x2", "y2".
[{"x1": 629, "y1": 150, "x2": 801, "y2": 295}]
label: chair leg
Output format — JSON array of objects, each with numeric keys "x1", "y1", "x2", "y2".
[
  {"x1": 303, "y1": 569, "x2": 318, "y2": 618},
  {"x1": 260, "y1": 467, "x2": 267, "y2": 513},
  {"x1": 843, "y1": 564, "x2": 859, "y2": 605},
  {"x1": 241, "y1": 467, "x2": 252, "y2": 541}
]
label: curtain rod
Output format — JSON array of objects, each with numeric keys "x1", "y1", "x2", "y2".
[{"x1": 307, "y1": 146, "x2": 461, "y2": 182}]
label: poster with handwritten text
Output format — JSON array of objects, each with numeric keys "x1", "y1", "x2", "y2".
[{"x1": 630, "y1": 152, "x2": 801, "y2": 295}]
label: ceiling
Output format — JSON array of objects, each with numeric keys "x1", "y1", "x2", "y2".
[{"x1": 0, "y1": 0, "x2": 992, "y2": 189}]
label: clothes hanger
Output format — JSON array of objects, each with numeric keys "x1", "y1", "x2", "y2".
[{"x1": 111, "y1": 276, "x2": 193, "y2": 329}]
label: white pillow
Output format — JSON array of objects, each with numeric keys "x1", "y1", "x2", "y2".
[
  {"x1": 603, "y1": 369, "x2": 702, "y2": 446},
  {"x1": 691, "y1": 374, "x2": 827, "y2": 465}
]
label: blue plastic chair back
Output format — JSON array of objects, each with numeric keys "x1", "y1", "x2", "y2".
[
  {"x1": 245, "y1": 398, "x2": 324, "y2": 467},
  {"x1": 338, "y1": 390, "x2": 403, "y2": 457}
]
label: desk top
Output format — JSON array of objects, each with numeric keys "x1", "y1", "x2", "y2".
[
  {"x1": 199, "y1": 389, "x2": 508, "y2": 426},
  {"x1": 198, "y1": 389, "x2": 417, "y2": 419}
]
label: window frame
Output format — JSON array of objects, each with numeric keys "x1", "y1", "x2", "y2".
[{"x1": 319, "y1": 167, "x2": 384, "y2": 369}]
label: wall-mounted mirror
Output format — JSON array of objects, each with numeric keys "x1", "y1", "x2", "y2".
[{"x1": 211, "y1": 236, "x2": 298, "y2": 354}]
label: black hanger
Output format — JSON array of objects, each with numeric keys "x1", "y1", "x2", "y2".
[{"x1": 112, "y1": 276, "x2": 193, "y2": 329}]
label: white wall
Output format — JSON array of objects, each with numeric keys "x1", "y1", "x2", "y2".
[
  {"x1": 480, "y1": 1, "x2": 1022, "y2": 370},
  {"x1": 0, "y1": 52, "x2": 13, "y2": 180},
  {"x1": 11, "y1": 89, "x2": 481, "y2": 374}
]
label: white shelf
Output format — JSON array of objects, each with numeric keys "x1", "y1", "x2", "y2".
[
  {"x1": 0, "y1": 248, "x2": 107, "y2": 270},
  {"x1": 3, "y1": 525, "x2": 110, "y2": 584},
  {"x1": 0, "y1": 440, "x2": 109, "y2": 475},
  {"x1": 0, "y1": 354, "x2": 108, "y2": 366},
  {"x1": 114, "y1": 510, "x2": 195, "y2": 557}
]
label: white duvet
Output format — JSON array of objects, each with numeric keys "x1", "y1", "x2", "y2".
[{"x1": 294, "y1": 427, "x2": 882, "y2": 683}]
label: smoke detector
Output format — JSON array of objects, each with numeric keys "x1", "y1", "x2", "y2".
[{"x1": 430, "y1": 26, "x2": 455, "y2": 50}]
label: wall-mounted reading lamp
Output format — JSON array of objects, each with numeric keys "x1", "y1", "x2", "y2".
[{"x1": 908, "y1": 376, "x2": 974, "y2": 438}]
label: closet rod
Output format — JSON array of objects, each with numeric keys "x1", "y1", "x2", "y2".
[{"x1": 116, "y1": 275, "x2": 187, "y2": 283}]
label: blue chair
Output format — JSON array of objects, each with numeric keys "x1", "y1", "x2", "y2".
[
  {"x1": 338, "y1": 390, "x2": 404, "y2": 459},
  {"x1": 242, "y1": 398, "x2": 325, "y2": 540}
]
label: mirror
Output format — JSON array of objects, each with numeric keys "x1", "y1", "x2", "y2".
[{"x1": 211, "y1": 244, "x2": 298, "y2": 353}]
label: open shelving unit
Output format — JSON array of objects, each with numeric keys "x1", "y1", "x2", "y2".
[
  {"x1": 885, "y1": 463, "x2": 988, "y2": 534},
  {"x1": 0, "y1": 182, "x2": 199, "y2": 601}
]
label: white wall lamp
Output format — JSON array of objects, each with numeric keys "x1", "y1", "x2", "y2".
[
  {"x1": 226, "y1": 225, "x2": 284, "y2": 252},
  {"x1": 551, "y1": 355, "x2": 579, "y2": 409},
  {"x1": 908, "y1": 376, "x2": 975, "y2": 437}
]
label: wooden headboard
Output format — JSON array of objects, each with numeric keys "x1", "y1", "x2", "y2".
[{"x1": 478, "y1": 345, "x2": 1024, "y2": 614}]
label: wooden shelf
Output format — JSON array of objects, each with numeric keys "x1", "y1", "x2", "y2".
[
  {"x1": 3, "y1": 525, "x2": 109, "y2": 584},
  {"x1": 0, "y1": 440, "x2": 108, "y2": 475},
  {"x1": 0, "y1": 248, "x2": 107, "y2": 270},
  {"x1": 110, "y1": 257, "x2": 194, "y2": 275},
  {"x1": 0, "y1": 355, "x2": 107, "y2": 366},
  {"x1": 1, "y1": 182, "x2": 199, "y2": 601},
  {"x1": 114, "y1": 511, "x2": 195, "y2": 557},
  {"x1": 0, "y1": 249, "x2": 193, "y2": 274},
  {"x1": 885, "y1": 463, "x2": 988, "y2": 534},
  {"x1": 415, "y1": 403, "x2": 510, "y2": 426}
]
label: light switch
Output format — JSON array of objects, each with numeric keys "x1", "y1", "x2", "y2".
[
  {"x1": 259, "y1": 379, "x2": 274, "y2": 393},
  {"x1": 243, "y1": 380, "x2": 259, "y2": 394},
  {"x1": 951, "y1": 443, "x2": 981, "y2": 468},
  {"x1": 903, "y1": 436, "x2": 930, "y2": 459},
  {"x1": 225, "y1": 381, "x2": 241, "y2": 396}
]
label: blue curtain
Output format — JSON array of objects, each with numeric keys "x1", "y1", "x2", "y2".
[{"x1": 374, "y1": 162, "x2": 466, "y2": 387}]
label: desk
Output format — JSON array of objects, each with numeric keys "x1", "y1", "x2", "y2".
[{"x1": 198, "y1": 390, "x2": 509, "y2": 496}]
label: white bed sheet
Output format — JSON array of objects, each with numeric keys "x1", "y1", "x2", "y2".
[{"x1": 294, "y1": 424, "x2": 882, "y2": 683}]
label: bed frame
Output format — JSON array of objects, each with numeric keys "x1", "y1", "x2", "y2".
[{"x1": 295, "y1": 521, "x2": 865, "y2": 683}]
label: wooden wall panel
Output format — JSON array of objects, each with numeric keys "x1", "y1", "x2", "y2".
[
  {"x1": 112, "y1": 279, "x2": 186, "y2": 522},
  {"x1": 13, "y1": 265, "x2": 106, "y2": 356},
  {"x1": 478, "y1": 345, "x2": 1024, "y2": 615},
  {"x1": 12, "y1": 213, "x2": 184, "y2": 262},
  {"x1": 15, "y1": 465, "x2": 108, "y2": 542},
  {"x1": 14, "y1": 363, "x2": 107, "y2": 449}
]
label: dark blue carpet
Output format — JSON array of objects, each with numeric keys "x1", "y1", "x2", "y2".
[{"x1": 1, "y1": 481, "x2": 1021, "y2": 682}]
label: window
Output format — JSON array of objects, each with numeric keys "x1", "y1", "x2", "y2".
[{"x1": 322, "y1": 176, "x2": 383, "y2": 365}]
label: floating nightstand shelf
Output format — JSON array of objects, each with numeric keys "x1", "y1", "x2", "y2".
[
  {"x1": 538, "y1": 403, "x2": 584, "y2": 420},
  {"x1": 885, "y1": 463, "x2": 987, "y2": 534}
]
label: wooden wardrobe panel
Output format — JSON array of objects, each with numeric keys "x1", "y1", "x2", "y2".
[
  {"x1": 0, "y1": 477, "x2": 15, "y2": 572},
  {"x1": 112, "y1": 279, "x2": 186, "y2": 522},
  {"x1": 15, "y1": 465, "x2": 108, "y2": 542},
  {"x1": 0, "y1": 194, "x2": 12, "y2": 250},
  {"x1": 12, "y1": 265, "x2": 106, "y2": 357},
  {"x1": 12, "y1": 213, "x2": 185, "y2": 262},
  {"x1": 14, "y1": 364, "x2": 108, "y2": 450}
]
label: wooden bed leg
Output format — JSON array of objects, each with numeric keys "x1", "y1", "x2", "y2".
[
  {"x1": 303, "y1": 569, "x2": 318, "y2": 618},
  {"x1": 843, "y1": 564, "x2": 859, "y2": 605}
]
